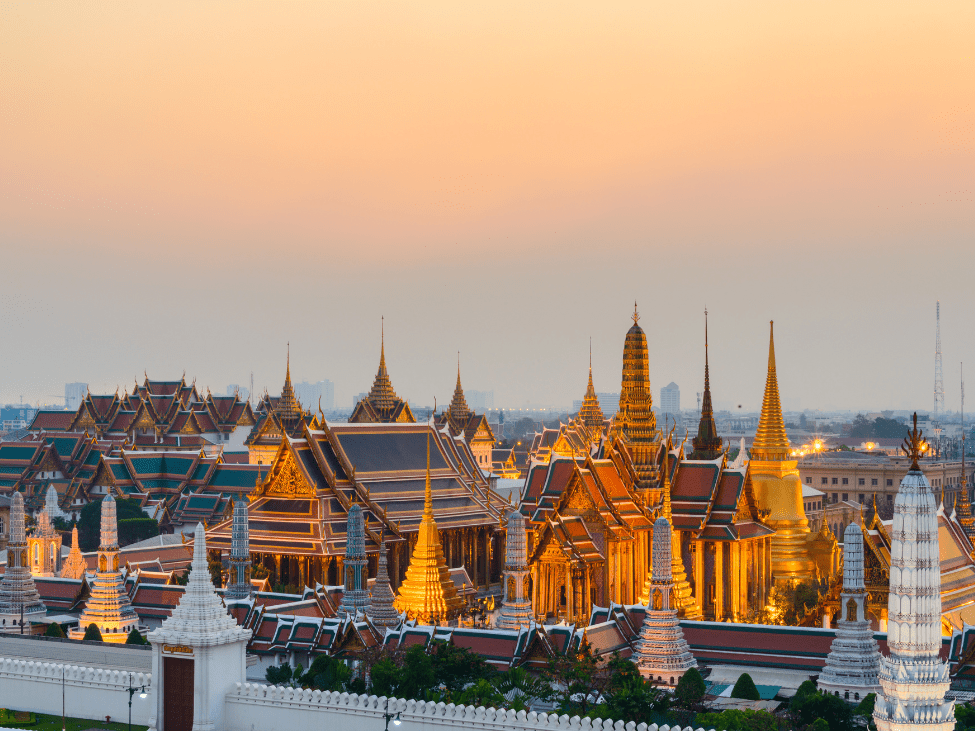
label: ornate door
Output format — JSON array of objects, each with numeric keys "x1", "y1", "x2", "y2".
[{"x1": 163, "y1": 657, "x2": 194, "y2": 731}]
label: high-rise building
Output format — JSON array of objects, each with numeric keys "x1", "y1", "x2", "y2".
[
  {"x1": 659, "y1": 382, "x2": 680, "y2": 415},
  {"x1": 466, "y1": 390, "x2": 494, "y2": 411},
  {"x1": 293, "y1": 380, "x2": 335, "y2": 411},
  {"x1": 64, "y1": 383, "x2": 87, "y2": 411}
]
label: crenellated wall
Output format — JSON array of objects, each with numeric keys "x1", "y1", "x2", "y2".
[
  {"x1": 0, "y1": 658, "x2": 152, "y2": 724},
  {"x1": 225, "y1": 685, "x2": 721, "y2": 731}
]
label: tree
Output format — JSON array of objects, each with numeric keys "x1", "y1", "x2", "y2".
[
  {"x1": 82, "y1": 623, "x2": 103, "y2": 642},
  {"x1": 265, "y1": 664, "x2": 293, "y2": 685},
  {"x1": 397, "y1": 645, "x2": 437, "y2": 701},
  {"x1": 44, "y1": 622, "x2": 66, "y2": 638},
  {"x1": 694, "y1": 709, "x2": 778, "y2": 731},
  {"x1": 300, "y1": 654, "x2": 351, "y2": 691},
  {"x1": 850, "y1": 414, "x2": 873, "y2": 439},
  {"x1": 491, "y1": 667, "x2": 553, "y2": 711},
  {"x1": 789, "y1": 686, "x2": 854, "y2": 731},
  {"x1": 77, "y1": 497, "x2": 159, "y2": 551},
  {"x1": 730, "y1": 673, "x2": 760, "y2": 701},
  {"x1": 674, "y1": 667, "x2": 707, "y2": 708},
  {"x1": 598, "y1": 655, "x2": 669, "y2": 725},
  {"x1": 370, "y1": 658, "x2": 402, "y2": 697},
  {"x1": 872, "y1": 417, "x2": 904, "y2": 439},
  {"x1": 429, "y1": 640, "x2": 495, "y2": 692},
  {"x1": 458, "y1": 678, "x2": 505, "y2": 708},
  {"x1": 808, "y1": 719, "x2": 830, "y2": 731},
  {"x1": 544, "y1": 641, "x2": 610, "y2": 717},
  {"x1": 125, "y1": 628, "x2": 147, "y2": 645},
  {"x1": 208, "y1": 560, "x2": 223, "y2": 589},
  {"x1": 956, "y1": 703, "x2": 975, "y2": 731}
]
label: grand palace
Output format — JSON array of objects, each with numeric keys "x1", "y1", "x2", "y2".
[{"x1": 7, "y1": 307, "x2": 975, "y2": 641}]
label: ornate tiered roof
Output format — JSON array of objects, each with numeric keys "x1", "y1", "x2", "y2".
[
  {"x1": 612, "y1": 303, "x2": 658, "y2": 444},
  {"x1": 577, "y1": 343, "x2": 606, "y2": 436},
  {"x1": 349, "y1": 323, "x2": 415, "y2": 424},
  {"x1": 751, "y1": 321, "x2": 790, "y2": 461},
  {"x1": 689, "y1": 311, "x2": 722, "y2": 460},
  {"x1": 393, "y1": 436, "x2": 463, "y2": 624}
]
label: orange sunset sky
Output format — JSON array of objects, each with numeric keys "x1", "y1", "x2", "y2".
[{"x1": 1, "y1": 1, "x2": 973, "y2": 411}]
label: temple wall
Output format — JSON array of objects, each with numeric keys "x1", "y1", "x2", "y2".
[
  {"x1": 225, "y1": 686, "x2": 720, "y2": 731},
  {"x1": 0, "y1": 657, "x2": 152, "y2": 724}
]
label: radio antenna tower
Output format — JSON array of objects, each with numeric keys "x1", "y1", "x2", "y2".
[{"x1": 934, "y1": 301, "x2": 945, "y2": 455}]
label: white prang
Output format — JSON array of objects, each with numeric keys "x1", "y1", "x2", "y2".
[
  {"x1": 633, "y1": 517, "x2": 697, "y2": 685},
  {"x1": 0, "y1": 492, "x2": 47, "y2": 631},
  {"x1": 873, "y1": 468, "x2": 954, "y2": 731},
  {"x1": 496, "y1": 508, "x2": 533, "y2": 629},
  {"x1": 818, "y1": 522, "x2": 881, "y2": 699}
]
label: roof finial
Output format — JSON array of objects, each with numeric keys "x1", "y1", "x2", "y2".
[
  {"x1": 902, "y1": 412, "x2": 927, "y2": 472},
  {"x1": 632, "y1": 301, "x2": 640, "y2": 325},
  {"x1": 425, "y1": 432, "x2": 433, "y2": 515}
]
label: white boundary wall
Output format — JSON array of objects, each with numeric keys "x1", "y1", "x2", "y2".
[
  {"x1": 0, "y1": 658, "x2": 152, "y2": 725},
  {"x1": 226, "y1": 685, "x2": 720, "y2": 731}
]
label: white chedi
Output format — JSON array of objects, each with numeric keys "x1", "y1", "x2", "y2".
[
  {"x1": 818, "y1": 522, "x2": 881, "y2": 700},
  {"x1": 633, "y1": 517, "x2": 696, "y2": 685},
  {"x1": 874, "y1": 422, "x2": 954, "y2": 731}
]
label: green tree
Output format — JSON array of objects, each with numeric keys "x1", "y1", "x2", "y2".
[
  {"x1": 397, "y1": 645, "x2": 436, "y2": 701},
  {"x1": 265, "y1": 664, "x2": 293, "y2": 685},
  {"x1": 872, "y1": 417, "x2": 904, "y2": 438},
  {"x1": 854, "y1": 692, "x2": 875, "y2": 717},
  {"x1": 77, "y1": 497, "x2": 159, "y2": 551},
  {"x1": 674, "y1": 667, "x2": 707, "y2": 708},
  {"x1": 370, "y1": 658, "x2": 402, "y2": 697},
  {"x1": 458, "y1": 678, "x2": 505, "y2": 708},
  {"x1": 544, "y1": 641, "x2": 609, "y2": 717},
  {"x1": 956, "y1": 703, "x2": 975, "y2": 731},
  {"x1": 789, "y1": 686, "x2": 854, "y2": 731},
  {"x1": 44, "y1": 622, "x2": 66, "y2": 638},
  {"x1": 694, "y1": 709, "x2": 778, "y2": 731},
  {"x1": 598, "y1": 655, "x2": 669, "y2": 724},
  {"x1": 300, "y1": 655, "x2": 351, "y2": 691},
  {"x1": 428, "y1": 640, "x2": 495, "y2": 692},
  {"x1": 850, "y1": 414, "x2": 873, "y2": 439},
  {"x1": 82, "y1": 623, "x2": 103, "y2": 642},
  {"x1": 491, "y1": 667, "x2": 553, "y2": 711},
  {"x1": 208, "y1": 560, "x2": 224, "y2": 589},
  {"x1": 808, "y1": 719, "x2": 830, "y2": 731},
  {"x1": 730, "y1": 673, "x2": 760, "y2": 701},
  {"x1": 125, "y1": 627, "x2": 147, "y2": 645}
]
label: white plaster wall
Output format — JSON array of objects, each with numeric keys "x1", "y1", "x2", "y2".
[
  {"x1": 225, "y1": 686, "x2": 717, "y2": 731},
  {"x1": 0, "y1": 658, "x2": 152, "y2": 725}
]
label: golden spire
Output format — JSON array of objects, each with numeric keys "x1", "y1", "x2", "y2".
[
  {"x1": 276, "y1": 344, "x2": 303, "y2": 421},
  {"x1": 448, "y1": 352, "x2": 470, "y2": 423},
  {"x1": 393, "y1": 432, "x2": 463, "y2": 624},
  {"x1": 691, "y1": 308, "x2": 722, "y2": 460},
  {"x1": 578, "y1": 338, "x2": 605, "y2": 433},
  {"x1": 368, "y1": 317, "x2": 401, "y2": 412},
  {"x1": 751, "y1": 321, "x2": 790, "y2": 460},
  {"x1": 632, "y1": 301, "x2": 640, "y2": 325}
]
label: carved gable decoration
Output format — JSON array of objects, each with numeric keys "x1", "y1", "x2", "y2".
[{"x1": 266, "y1": 451, "x2": 315, "y2": 498}]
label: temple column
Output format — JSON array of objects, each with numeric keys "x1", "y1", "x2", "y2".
[
  {"x1": 472, "y1": 528, "x2": 480, "y2": 591},
  {"x1": 585, "y1": 566, "x2": 592, "y2": 619},
  {"x1": 273, "y1": 554, "x2": 282, "y2": 586},
  {"x1": 299, "y1": 557, "x2": 307, "y2": 589},
  {"x1": 532, "y1": 564, "x2": 539, "y2": 618},
  {"x1": 714, "y1": 542, "x2": 724, "y2": 621},
  {"x1": 731, "y1": 542, "x2": 742, "y2": 621},
  {"x1": 567, "y1": 565, "x2": 575, "y2": 620},
  {"x1": 693, "y1": 542, "x2": 704, "y2": 611}
]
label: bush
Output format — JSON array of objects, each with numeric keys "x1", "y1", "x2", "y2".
[
  {"x1": 789, "y1": 686, "x2": 854, "y2": 731},
  {"x1": 265, "y1": 664, "x2": 293, "y2": 685},
  {"x1": 300, "y1": 654, "x2": 351, "y2": 691},
  {"x1": 730, "y1": 673, "x2": 760, "y2": 701},
  {"x1": 694, "y1": 709, "x2": 778, "y2": 731},
  {"x1": 82, "y1": 623, "x2": 103, "y2": 642},
  {"x1": 674, "y1": 667, "x2": 707, "y2": 708},
  {"x1": 125, "y1": 627, "x2": 147, "y2": 645},
  {"x1": 45, "y1": 622, "x2": 66, "y2": 638}
]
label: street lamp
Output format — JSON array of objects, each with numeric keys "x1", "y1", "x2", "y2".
[
  {"x1": 383, "y1": 698, "x2": 402, "y2": 731},
  {"x1": 126, "y1": 672, "x2": 148, "y2": 731}
]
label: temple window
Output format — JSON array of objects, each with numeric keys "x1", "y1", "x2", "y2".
[
  {"x1": 821, "y1": 477, "x2": 828, "y2": 485},
  {"x1": 859, "y1": 478, "x2": 865, "y2": 486},
  {"x1": 806, "y1": 477, "x2": 812, "y2": 484},
  {"x1": 871, "y1": 479, "x2": 878, "y2": 486},
  {"x1": 886, "y1": 479, "x2": 893, "y2": 486},
  {"x1": 842, "y1": 478, "x2": 848, "y2": 485}
]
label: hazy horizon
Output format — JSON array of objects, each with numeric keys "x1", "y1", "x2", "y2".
[{"x1": 2, "y1": 1, "x2": 972, "y2": 413}]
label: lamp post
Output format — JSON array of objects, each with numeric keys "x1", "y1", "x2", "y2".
[
  {"x1": 126, "y1": 672, "x2": 148, "y2": 731},
  {"x1": 383, "y1": 697, "x2": 402, "y2": 731}
]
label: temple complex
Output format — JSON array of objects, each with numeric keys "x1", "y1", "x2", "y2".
[
  {"x1": 349, "y1": 325, "x2": 415, "y2": 424},
  {"x1": 496, "y1": 508, "x2": 533, "y2": 629},
  {"x1": 748, "y1": 321, "x2": 817, "y2": 584},
  {"x1": 366, "y1": 540, "x2": 400, "y2": 629},
  {"x1": 224, "y1": 497, "x2": 252, "y2": 601},
  {"x1": 27, "y1": 507, "x2": 62, "y2": 576},
  {"x1": 207, "y1": 419, "x2": 503, "y2": 595},
  {"x1": 393, "y1": 436, "x2": 464, "y2": 624},
  {"x1": 818, "y1": 522, "x2": 881, "y2": 699},
  {"x1": 633, "y1": 517, "x2": 696, "y2": 685},
  {"x1": 60, "y1": 525, "x2": 87, "y2": 580},
  {"x1": 434, "y1": 358, "x2": 495, "y2": 470},
  {"x1": 874, "y1": 417, "x2": 954, "y2": 731},
  {"x1": 337, "y1": 504, "x2": 371, "y2": 617},
  {"x1": 68, "y1": 494, "x2": 141, "y2": 642},
  {"x1": 0, "y1": 492, "x2": 47, "y2": 632},
  {"x1": 247, "y1": 352, "x2": 315, "y2": 464}
]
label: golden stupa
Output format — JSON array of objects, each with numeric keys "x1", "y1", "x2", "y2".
[
  {"x1": 393, "y1": 434, "x2": 464, "y2": 624},
  {"x1": 748, "y1": 321, "x2": 816, "y2": 584}
]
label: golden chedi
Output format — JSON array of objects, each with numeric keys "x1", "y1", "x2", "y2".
[
  {"x1": 393, "y1": 435, "x2": 463, "y2": 624},
  {"x1": 748, "y1": 321, "x2": 816, "y2": 584}
]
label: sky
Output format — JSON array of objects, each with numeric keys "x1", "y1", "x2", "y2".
[{"x1": 1, "y1": 1, "x2": 973, "y2": 413}]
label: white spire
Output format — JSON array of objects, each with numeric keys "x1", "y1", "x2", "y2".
[{"x1": 151, "y1": 524, "x2": 250, "y2": 647}]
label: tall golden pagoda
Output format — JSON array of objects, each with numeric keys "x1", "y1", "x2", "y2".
[
  {"x1": 748, "y1": 321, "x2": 816, "y2": 584},
  {"x1": 577, "y1": 341, "x2": 606, "y2": 438},
  {"x1": 611, "y1": 303, "x2": 660, "y2": 489},
  {"x1": 689, "y1": 311, "x2": 723, "y2": 460},
  {"x1": 393, "y1": 435, "x2": 463, "y2": 624},
  {"x1": 350, "y1": 319, "x2": 416, "y2": 423}
]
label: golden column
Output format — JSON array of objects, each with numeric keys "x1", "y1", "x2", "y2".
[
  {"x1": 748, "y1": 322, "x2": 816, "y2": 584},
  {"x1": 393, "y1": 434, "x2": 464, "y2": 624}
]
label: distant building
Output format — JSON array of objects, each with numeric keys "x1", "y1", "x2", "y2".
[
  {"x1": 64, "y1": 383, "x2": 87, "y2": 411},
  {"x1": 1, "y1": 405, "x2": 36, "y2": 433},
  {"x1": 660, "y1": 382, "x2": 680, "y2": 415},
  {"x1": 226, "y1": 384, "x2": 250, "y2": 402},
  {"x1": 466, "y1": 390, "x2": 493, "y2": 411},
  {"x1": 293, "y1": 380, "x2": 334, "y2": 411},
  {"x1": 597, "y1": 392, "x2": 619, "y2": 417}
]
